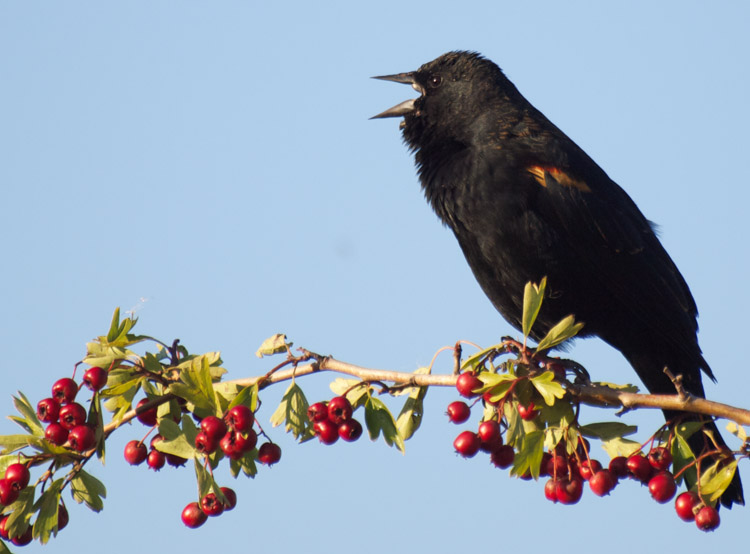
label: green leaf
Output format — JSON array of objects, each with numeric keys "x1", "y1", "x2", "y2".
[
  {"x1": 269, "y1": 382, "x2": 312, "y2": 441},
  {"x1": 12, "y1": 392, "x2": 44, "y2": 437},
  {"x1": 228, "y1": 384, "x2": 259, "y2": 412},
  {"x1": 503, "y1": 401, "x2": 524, "y2": 447},
  {"x1": 535, "y1": 315, "x2": 584, "y2": 352},
  {"x1": 32, "y1": 478, "x2": 63, "y2": 544},
  {"x1": 699, "y1": 459, "x2": 738, "y2": 504},
  {"x1": 71, "y1": 470, "x2": 107, "y2": 512},
  {"x1": 364, "y1": 397, "x2": 405, "y2": 453},
  {"x1": 106, "y1": 307, "x2": 122, "y2": 342},
  {"x1": 255, "y1": 333, "x2": 292, "y2": 358},
  {"x1": 99, "y1": 376, "x2": 144, "y2": 398},
  {"x1": 579, "y1": 422, "x2": 637, "y2": 441},
  {"x1": 461, "y1": 344, "x2": 502, "y2": 373},
  {"x1": 156, "y1": 416, "x2": 197, "y2": 459},
  {"x1": 329, "y1": 378, "x2": 369, "y2": 409},
  {"x1": 591, "y1": 381, "x2": 639, "y2": 393},
  {"x1": 522, "y1": 277, "x2": 546, "y2": 338},
  {"x1": 530, "y1": 371, "x2": 566, "y2": 406},
  {"x1": 600, "y1": 437, "x2": 641, "y2": 459},
  {"x1": 395, "y1": 382, "x2": 428, "y2": 441},
  {"x1": 4, "y1": 487, "x2": 35, "y2": 538},
  {"x1": 672, "y1": 433, "x2": 697, "y2": 486},
  {"x1": 726, "y1": 421, "x2": 748, "y2": 442},
  {"x1": 0, "y1": 434, "x2": 36, "y2": 454},
  {"x1": 477, "y1": 372, "x2": 516, "y2": 403},
  {"x1": 511, "y1": 430, "x2": 544, "y2": 479},
  {"x1": 194, "y1": 459, "x2": 215, "y2": 499}
]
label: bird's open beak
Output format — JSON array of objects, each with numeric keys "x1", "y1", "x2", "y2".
[{"x1": 370, "y1": 72, "x2": 422, "y2": 119}]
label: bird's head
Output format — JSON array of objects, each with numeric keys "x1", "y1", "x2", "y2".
[{"x1": 372, "y1": 51, "x2": 514, "y2": 150}]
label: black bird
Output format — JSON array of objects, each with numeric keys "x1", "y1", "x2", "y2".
[{"x1": 373, "y1": 51, "x2": 743, "y2": 508}]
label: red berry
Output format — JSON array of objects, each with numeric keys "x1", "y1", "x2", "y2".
[
  {"x1": 135, "y1": 398, "x2": 158, "y2": 426},
  {"x1": 52, "y1": 377, "x2": 79, "y2": 404},
  {"x1": 10, "y1": 525, "x2": 32, "y2": 547},
  {"x1": 446, "y1": 401, "x2": 471, "y2": 424},
  {"x1": 555, "y1": 477, "x2": 584, "y2": 505},
  {"x1": 82, "y1": 366, "x2": 108, "y2": 392},
  {"x1": 124, "y1": 440, "x2": 148, "y2": 465},
  {"x1": 258, "y1": 442, "x2": 282, "y2": 465},
  {"x1": 59, "y1": 402, "x2": 87, "y2": 430},
  {"x1": 546, "y1": 452, "x2": 568, "y2": 478},
  {"x1": 648, "y1": 446, "x2": 673, "y2": 471},
  {"x1": 477, "y1": 420, "x2": 501, "y2": 445},
  {"x1": 608, "y1": 456, "x2": 629, "y2": 479},
  {"x1": 338, "y1": 419, "x2": 363, "y2": 442},
  {"x1": 313, "y1": 420, "x2": 339, "y2": 445},
  {"x1": 626, "y1": 453, "x2": 653, "y2": 482},
  {"x1": 539, "y1": 452, "x2": 553, "y2": 476},
  {"x1": 45, "y1": 422, "x2": 69, "y2": 446},
  {"x1": 490, "y1": 445, "x2": 515, "y2": 469},
  {"x1": 57, "y1": 503, "x2": 69, "y2": 531},
  {"x1": 200, "y1": 416, "x2": 228, "y2": 441},
  {"x1": 453, "y1": 431, "x2": 481, "y2": 458},
  {"x1": 0, "y1": 479, "x2": 19, "y2": 505},
  {"x1": 589, "y1": 469, "x2": 616, "y2": 496},
  {"x1": 220, "y1": 487, "x2": 237, "y2": 510},
  {"x1": 165, "y1": 453, "x2": 187, "y2": 467},
  {"x1": 195, "y1": 431, "x2": 219, "y2": 455},
  {"x1": 220, "y1": 430, "x2": 257, "y2": 459},
  {"x1": 225, "y1": 405, "x2": 254, "y2": 432},
  {"x1": 0, "y1": 515, "x2": 9, "y2": 540},
  {"x1": 327, "y1": 396, "x2": 353, "y2": 424},
  {"x1": 675, "y1": 491, "x2": 699, "y2": 522},
  {"x1": 544, "y1": 478, "x2": 559, "y2": 502},
  {"x1": 579, "y1": 459, "x2": 603, "y2": 481},
  {"x1": 149, "y1": 434, "x2": 164, "y2": 449},
  {"x1": 68, "y1": 424, "x2": 96, "y2": 452},
  {"x1": 648, "y1": 471, "x2": 677, "y2": 503},
  {"x1": 695, "y1": 505, "x2": 720, "y2": 531},
  {"x1": 200, "y1": 492, "x2": 224, "y2": 517},
  {"x1": 456, "y1": 372, "x2": 482, "y2": 398},
  {"x1": 181, "y1": 502, "x2": 208, "y2": 528},
  {"x1": 516, "y1": 401, "x2": 539, "y2": 421},
  {"x1": 147, "y1": 449, "x2": 166, "y2": 470},
  {"x1": 37, "y1": 397, "x2": 60, "y2": 423},
  {"x1": 307, "y1": 402, "x2": 329, "y2": 423},
  {"x1": 4, "y1": 463, "x2": 30, "y2": 491}
]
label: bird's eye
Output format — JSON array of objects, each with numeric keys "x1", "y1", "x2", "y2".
[{"x1": 429, "y1": 74, "x2": 442, "y2": 88}]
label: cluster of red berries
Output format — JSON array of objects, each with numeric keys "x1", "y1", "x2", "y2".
[
  {"x1": 307, "y1": 397, "x2": 363, "y2": 444},
  {"x1": 0, "y1": 461, "x2": 68, "y2": 546},
  {"x1": 449, "y1": 370, "x2": 720, "y2": 532},
  {"x1": 36, "y1": 367, "x2": 108, "y2": 453},
  {"x1": 181, "y1": 486, "x2": 237, "y2": 529},
  {"x1": 120, "y1": 401, "x2": 282, "y2": 529},
  {"x1": 449, "y1": 372, "x2": 517, "y2": 468}
]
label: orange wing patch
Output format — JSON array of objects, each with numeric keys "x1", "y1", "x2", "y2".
[{"x1": 527, "y1": 165, "x2": 591, "y2": 193}]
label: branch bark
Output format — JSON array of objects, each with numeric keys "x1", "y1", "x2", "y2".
[{"x1": 224, "y1": 354, "x2": 750, "y2": 426}]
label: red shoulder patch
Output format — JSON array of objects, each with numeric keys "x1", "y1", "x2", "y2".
[{"x1": 527, "y1": 165, "x2": 591, "y2": 193}]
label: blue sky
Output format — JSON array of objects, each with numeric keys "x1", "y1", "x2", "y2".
[{"x1": 1, "y1": 1, "x2": 748, "y2": 552}]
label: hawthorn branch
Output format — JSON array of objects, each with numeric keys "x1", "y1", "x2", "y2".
[
  {"x1": 223, "y1": 354, "x2": 750, "y2": 427},
  {"x1": 101, "y1": 353, "x2": 750, "y2": 438}
]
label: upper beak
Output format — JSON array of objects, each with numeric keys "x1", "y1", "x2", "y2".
[{"x1": 370, "y1": 71, "x2": 421, "y2": 120}]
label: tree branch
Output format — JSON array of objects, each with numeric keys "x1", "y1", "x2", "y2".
[{"x1": 222, "y1": 354, "x2": 750, "y2": 427}]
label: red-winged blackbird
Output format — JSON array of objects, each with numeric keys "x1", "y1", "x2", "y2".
[{"x1": 373, "y1": 51, "x2": 743, "y2": 508}]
